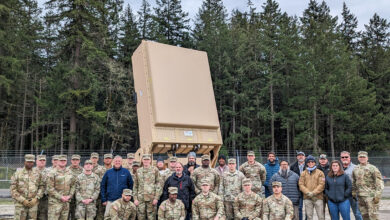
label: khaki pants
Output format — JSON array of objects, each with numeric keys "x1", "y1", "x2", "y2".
[
  {"x1": 14, "y1": 202, "x2": 39, "y2": 220},
  {"x1": 293, "y1": 205, "x2": 299, "y2": 220},
  {"x1": 103, "y1": 201, "x2": 113, "y2": 217},
  {"x1": 304, "y1": 199, "x2": 324, "y2": 220}
]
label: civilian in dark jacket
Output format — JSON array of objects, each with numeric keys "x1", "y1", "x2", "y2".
[
  {"x1": 318, "y1": 154, "x2": 330, "y2": 217},
  {"x1": 100, "y1": 156, "x2": 133, "y2": 216},
  {"x1": 183, "y1": 152, "x2": 199, "y2": 176},
  {"x1": 162, "y1": 162, "x2": 195, "y2": 220},
  {"x1": 264, "y1": 152, "x2": 280, "y2": 197},
  {"x1": 290, "y1": 151, "x2": 306, "y2": 220},
  {"x1": 270, "y1": 160, "x2": 300, "y2": 220},
  {"x1": 325, "y1": 160, "x2": 352, "y2": 220}
]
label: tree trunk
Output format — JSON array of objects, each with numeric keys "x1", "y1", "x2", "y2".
[
  {"x1": 232, "y1": 92, "x2": 236, "y2": 156},
  {"x1": 329, "y1": 114, "x2": 335, "y2": 160},
  {"x1": 270, "y1": 82, "x2": 275, "y2": 152},
  {"x1": 61, "y1": 117, "x2": 64, "y2": 154},
  {"x1": 287, "y1": 121, "x2": 291, "y2": 162},
  {"x1": 31, "y1": 107, "x2": 34, "y2": 153},
  {"x1": 20, "y1": 60, "x2": 29, "y2": 157},
  {"x1": 313, "y1": 103, "x2": 318, "y2": 154}
]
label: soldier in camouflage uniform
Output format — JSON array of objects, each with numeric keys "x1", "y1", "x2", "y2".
[
  {"x1": 66, "y1": 154, "x2": 83, "y2": 220},
  {"x1": 352, "y1": 151, "x2": 384, "y2": 220},
  {"x1": 130, "y1": 161, "x2": 140, "y2": 180},
  {"x1": 35, "y1": 155, "x2": 49, "y2": 220},
  {"x1": 75, "y1": 160, "x2": 100, "y2": 220},
  {"x1": 158, "y1": 187, "x2": 186, "y2": 220},
  {"x1": 239, "y1": 151, "x2": 267, "y2": 197},
  {"x1": 123, "y1": 153, "x2": 135, "y2": 172},
  {"x1": 106, "y1": 189, "x2": 136, "y2": 220},
  {"x1": 191, "y1": 155, "x2": 220, "y2": 195},
  {"x1": 219, "y1": 158, "x2": 245, "y2": 220},
  {"x1": 263, "y1": 181, "x2": 294, "y2": 220},
  {"x1": 103, "y1": 153, "x2": 113, "y2": 170},
  {"x1": 134, "y1": 154, "x2": 162, "y2": 219},
  {"x1": 161, "y1": 157, "x2": 178, "y2": 185},
  {"x1": 47, "y1": 155, "x2": 76, "y2": 220},
  {"x1": 234, "y1": 178, "x2": 263, "y2": 220},
  {"x1": 10, "y1": 154, "x2": 44, "y2": 220},
  {"x1": 90, "y1": 152, "x2": 106, "y2": 220},
  {"x1": 47, "y1": 155, "x2": 59, "y2": 172},
  {"x1": 192, "y1": 179, "x2": 225, "y2": 220}
]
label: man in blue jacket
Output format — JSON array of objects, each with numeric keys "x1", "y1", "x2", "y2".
[
  {"x1": 264, "y1": 152, "x2": 279, "y2": 197},
  {"x1": 101, "y1": 155, "x2": 133, "y2": 217}
]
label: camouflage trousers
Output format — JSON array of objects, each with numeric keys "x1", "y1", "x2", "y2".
[
  {"x1": 95, "y1": 198, "x2": 105, "y2": 220},
  {"x1": 48, "y1": 198, "x2": 70, "y2": 220},
  {"x1": 69, "y1": 196, "x2": 76, "y2": 220},
  {"x1": 224, "y1": 201, "x2": 234, "y2": 220},
  {"x1": 359, "y1": 196, "x2": 379, "y2": 220},
  {"x1": 75, "y1": 202, "x2": 97, "y2": 220},
  {"x1": 14, "y1": 202, "x2": 38, "y2": 220},
  {"x1": 37, "y1": 195, "x2": 48, "y2": 220},
  {"x1": 138, "y1": 200, "x2": 157, "y2": 220}
]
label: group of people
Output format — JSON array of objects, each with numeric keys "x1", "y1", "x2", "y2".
[{"x1": 10, "y1": 149, "x2": 384, "y2": 220}]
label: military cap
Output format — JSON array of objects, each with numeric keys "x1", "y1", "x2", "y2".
[
  {"x1": 58, "y1": 155, "x2": 67, "y2": 161},
  {"x1": 201, "y1": 179, "x2": 210, "y2": 186},
  {"x1": 272, "y1": 181, "x2": 282, "y2": 187},
  {"x1": 123, "y1": 189, "x2": 132, "y2": 196},
  {"x1": 242, "y1": 178, "x2": 252, "y2": 185},
  {"x1": 25, "y1": 154, "x2": 35, "y2": 162},
  {"x1": 228, "y1": 158, "x2": 236, "y2": 164},
  {"x1": 133, "y1": 161, "x2": 140, "y2": 166},
  {"x1": 358, "y1": 151, "x2": 368, "y2": 157},
  {"x1": 247, "y1": 151, "x2": 255, "y2": 156},
  {"x1": 84, "y1": 159, "x2": 93, "y2": 165},
  {"x1": 104, "y1": 153, "x2": 113, "y2": 159},
  {"x1": 168, "y1": 187, "x2": 178, "y2": 194},
  {"x1": 52, "y1": 155, "x2": 59, "y2": 160},
  {"x1": 142, "y1": 154, "x2": 151, "y2": 160},
  {"x1": 37, "y1": 155, "x2": 46, "y2": 161},
  {"x1": 319, "y1": 154, "x2": 327, "y2": 159},
  {"x1": 169, "y1": 156, "x2": 178, "y2": 162},
  {"x1": 71, "y1": 154, "x2": 81, "y2": 160},
  {"x1": 127, "y1": 153, "x2": 135, "y2": 159},
  {"x1": 91, "y1": 152, "x2": 99, "y2": 158},
  {"x1": 201, "y1": 154, "x2": 210, "y2": 161}
]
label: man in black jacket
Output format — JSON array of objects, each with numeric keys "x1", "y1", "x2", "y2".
[
  {"x1": 162, "y1": 162, "x2": 195, "y2": 220},
  {"x1": 318, "y1": 154, "x2": 330, "y2": 217},
  {"x1": 183, "y1": 152, "x2": 199, "y2": 176},
  {"x1": 290, "y1": 151, "x2": 306, "y2": 220}
]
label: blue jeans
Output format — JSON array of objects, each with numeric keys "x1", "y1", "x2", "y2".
[
  {"x1": 328, "y1": 199, "x2": 350, "y2": 220},
  {"x1": 349, "y1": 197, "x2": 363, "y2": 220}
]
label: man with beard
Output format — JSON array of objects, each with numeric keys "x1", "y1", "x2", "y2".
[
  {"x1": 191, "y1": 155, "x2": 220, "y2": 195},
  {"x1": 290, "y1": 151, "x2": 306, "y2": 220},
  {"x1": 214, "y1": 155, "x2": 228, "y2": 177},
  {"x1": 106, "y1": 189, "x2": 136, "y2": 220},
  {"x1": 183, "y1": 152, "x2": 199, "y2": 176},
  {"x1": 158, "y1": 187, "x2": 186, "y2": 220},
  {"x1": 264, "y1": 152, "x2": 279, "y2": 198},
  {"x1": 317, "y1": 154, "x2": 330, "y2": 217}
]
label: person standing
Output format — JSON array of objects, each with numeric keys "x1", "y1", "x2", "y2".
[
  {"x1": 219, "y1": 158, "x2": 245, "y2": 220},
  {"x1": 131, "y1": 161, "x2": 140, "y2": 179},
  {"x1": 233, "y1": 178, "x2": 263, "y2": 220},
  {"x1": 269, "y1": 160, "x2": 300, "y2": 220},
  {"x1": 264, "y1": 152, "x2": 279, "y2": 198},
  {"x1": 263, "y1": 181, "x2": 294, "y2": 220},
  {"x1": 161, "y1": 156, "x2": 178, "y2": 185},
  {"x1": 340, "y1": 151, "x2": 362, "y2": 220},
  {"x1": 214, "y1": 155, "x2": 228, "y2": 177},
  {"x1": 103, "y1": 153, "x2": 113, "y2": 170},
  {"x1": 325, "y1": 160, "x2": 352, "y2": 220},
  {"x1": 183, "y1": 152, "x2": 199, "y2": 176},
  {"x1": 192, "y1": 179, "x2": 225, "y2": 220},
  {"x1": 290, "y1": 151, "x2": 306, "y2": 220},
  {"x1": 298, "y1": 155, "x2": 325, "y2": 220},
  {"x1": 123, "y1": 153, "x2": 135, "y2": 172},
  {"x1": 105, "y1": 189, "x2": 137, "y2": 220},
  {"x1": 10, "y1": 154, "x2": 44, "y2": 220},
  {"x1": 191, "y1": 154, "x2": 220, "y2": 195},
  {"x1": 158, "y1": 187, "x2": 186, "y2": 220},
  {"x1": 35, "y1": 155, "x2": 49, "y2": 220},
  {"x1": 239, "y1": 150, "x2": 267, "y2": 197},
  {"x1": 75, "y1": 160, "x2": 100, "y2": 220},
  {"x1": 318, "y1": 154, "x2": 330, "y2": 217},
  {"x1": 66, "y1": 154, "x2": 83, "y2": 220},
  {"x1": 90, "y1": 152, "x2": 105, "y2": 220},
  {"x1": 352, "y1": 151, "x2": 384, "y2": 220},
  {"x1": 133, "y1": 154, "x2": 162, "y2": 219}
]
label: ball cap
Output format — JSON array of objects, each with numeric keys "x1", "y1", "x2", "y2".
[
  {"x1": 71, "y1": 154, "x2": 81, "y2": 160},
  {"x1": 319, "y1": 154, "x2": 327, "y2": 159},
  {"x1": 247, "y1": 151, "x2": 255, "y2": 156},
  {"x1": 104, "y1": 154, "x2": 113, "y2": 159},
  {"x1": 37, "y1": 155, "x2": 46, "y2": 161},
  {"x1": 127, "y1": 153, "x2": 135, "y2": 159},
  {"x1": 168, "y1": 187, "x2": 178, "y2": 194},
  {"x1": 142, "y1": 154, "x2": 151, "y2": 160},
  {"x1": 91, "y1": 152, "x2": 99, "y2": 158},
  {"x1": 52, "y1": 155, "x2": 59, "y2": 160},
  {"x1": 25, "y1": 154, "x2": 35, "y2": 162},
  {"x1": 228, "y1": 158, "x2": 236, "y2": 164},
  {"x1": 58, "y1": 155, "x2": 67, "y2": 161},
  {"x1": 133, "y1": 161, "x2": 140, "y2": 166},
  {"x1": 358, "y1": 151, "x2": 368, "y2": 157},
  {"x1": 297, "y1": 151, "x2": 305, "y2": 156},
  {"x1": 169, "y1": 156, "x2": 177, "y2": 162},
  {"x1": 242, "y1": 178, "x2": 252, "y2": 186},
  {"x1": 84, "y1": 160, "x2": 93, "y2": 165},
  {"x1": 272, "y1": 181, "x2": 282, "y2": 187},
  {"x1": 123, "y1": 189, "x2": 132, "y2": 196},
  {"x1": 201, "y1": 155, "x2": 210, "y2": 161}
]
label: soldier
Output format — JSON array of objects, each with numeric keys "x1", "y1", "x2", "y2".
[
  {"x1": 263, "y1": 181, "x2": 294, "y2": 220},
  {"x1": 192, "y1": 179, "x2": 225, "y2": 220},
  {"x1": 48, "y1": 155, "x2": 59, "y2": 171},
  {"x1": 75, "y1": 160, "x2": 100, "y2": 220},
  {"x1": 47, "y1": 155, "x2": 76, "y2": 220},
  {"x1": 158, "y1": 187, "x2": 186, "y2": 220},
  {"x1": 105, "y1": 189, "x2": 136, "y2": 220},
  {"x1": 67, "y1": 154, "x2": 83, "y2": 220},
  {"x1": 35, "y1": 155, "x2": 49, "y2": 220},
  {"x1": 352, "y1": 151, "x2": 384, "y2": 220},
  {"x1": 133, "y1": 154, "x2": 162, "y2": 219},
  {"x1": 103, "y1": 153, "x2": 113, "y2": 170},
  {"x1": 239, "y1": 151, "x2": 267, "y2": 197},
  {"x1": 234, "y1": 178, "x2": 263, "y2": 220},
  {"x1": 10, "y1": 154, "x2": 44, "y2": 220},
  {"x1": 131, "y1": 161, "x2": 140, "y2": 179},
  {"x1": 219, "y1": 158, "x2": 245, "y2": 220},
  {"x1": 90, "y1": 152, "x2": 105, "y2": 220},
  {"x1": 161, "y1": 156, "x2": 177, "y2": 185},
  {"x1": 123, "y1": 153, "x2": 135, "y2": 172},
  {"x1": 191, "y1": 155, "x2": 220, "y2": 195}
]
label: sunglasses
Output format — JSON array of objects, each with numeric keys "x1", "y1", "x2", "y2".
[{"x1": 341, "y1": 156, "x2": 349, "y2": 159}]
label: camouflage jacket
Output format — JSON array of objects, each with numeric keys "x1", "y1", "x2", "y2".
[
  {"x1": 263, "y1": 194, "x2": 294, "y2": 220},
  {"x1": 133, "y1": 166, "x2": 162, "y2": 201},
  {"x1": 47, "y1": 168, "x2": 76, "y2": 201},
  {"x1": 191, "y1": 167, "x2": 220, "y2": 194},
  {"x1": 10, "y1": 168, "x2": 44, "y2": 203},
  {"x1": 158, "y1": 199, "x2": 186, "y2": 220},
  {"x1": 239, "y1": 161, "x2": 267, "y2": 193},
  {"x1": 161, "y1": 168, "x2": 175, "y2": 185},
  {"x1": 192, "y1": 192, "x2": 224, "y2": 220},
  {"x1": 106, "y1": 198, "x2": 136, "y2": 220},
  {"x1": 66, "y1": 166, "x2": 83, "y2": 178},
  {"x1": 234, "y1": 191, "x2": 263, "y2": 219},
  {"x1": 122, "y1": 162, "x2": 133, "y2": 172},
  {"x1": 92, "y1": 164, "x2": 106, "y2": 180},
  {"x1": 219, "y1": 170, "x2": 245, "y2": 202},
  {"x1": 75, "y1": 172, "x2": 100, "y2": 203},
  {"x1": 33, "y1": 167, "x2": 49, "y2": 195},
  {"x1": 352, "y1": 163, "x2": 384, "y2": 197}
]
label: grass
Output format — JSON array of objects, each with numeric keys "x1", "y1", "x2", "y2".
[{"x1": 0, "y1": 198, "x2": 12, "y2": 205}]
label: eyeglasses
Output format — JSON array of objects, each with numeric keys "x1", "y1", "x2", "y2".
[{"x1": 341, "y1": 156, "x2": 349, "y2": 159}]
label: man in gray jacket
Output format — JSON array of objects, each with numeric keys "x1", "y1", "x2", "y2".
[{"x1": 269, "y1": 160, "x2": 300, "y2": 220}]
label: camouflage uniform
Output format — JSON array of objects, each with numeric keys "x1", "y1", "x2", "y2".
[
  {"x1": 10, "y1": 155, "x2": 44, "y2": 220},
  {"x1": 192, "y1": 191, "x2": 225, "y2": 220},
  {"x1": 262, "y1": 194, "x2": 294, "y2": 220},
  {"x1": 35, "y1": 155, "x2": 49, "y2": 220},
  {"x1": 123, "y1": 153, "x2": 134, "y2": 173},
  {"x1": 75, "y1": 171, "x2": 100, "y2": 220},
  {"x1": 239, "y1": 160, "x2": 266, "y2": 196},
  {"x1": 133, "y1": 154, "x2": 162, "y2": 220},
  {"x1": 352, "y1": 151, "x2": 384, "y2": 220},
  {"x1": 91, "y1": 153, "x2": 106, "y2": 220},
  {"x1": 191, "y1": 155, "x2": 220, "y2": 195},
  {"x1": 106, "y1": 189, "x2": 137, "y2": 220},
  {"x1": 66, "y1": 155, "x2": 83, "y2": 220},
  {"x1": 234, "y1": 191, "x2": 263, "y2": 220}
]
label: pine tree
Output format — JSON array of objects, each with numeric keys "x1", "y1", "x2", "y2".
[
  {"x1": 137, "y1": 0, "x2": 154, "y2": 40},
  {"x1": 119, "y1": 4, "x2": 140, "y2": 69},
  {"x1": 339, "y1": 2, "x2": 359, "y2": 52}
]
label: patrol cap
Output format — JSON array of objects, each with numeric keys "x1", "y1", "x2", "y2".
[
  {"x1": 142, "y1": 154, "x2": 151, "y2": 160},
  {"x1": 84, "y1": 160, "x2": 93, "y2": 165},
  {"x1": 71, "y1": 154, "x2": 81, "y2": 160},
  {"x1": 272, "y1": 181, "x2": 282, "y2": 187},
  {"x1": 201, "y1": 179, "x2": 210, "y2": 186},
  {"x1": 123, "y1": 189, "x2": 132, "y2": 196},
  {"x1": 228, "y1": 158, "x2": 236, "y2": 164},
  {"x1": 58, "y1": 155, "x2": 67, "y2": 161},
  {"x1": 25, "y1": 154, "x2": 35, "y2": 162},
  {"x1": 319, "y1": 154, "x2": 327, "y2": 159},
  {"x1": 168, "y1": 187, "x2": 178, "y2": 194},
  {"x1": 52, "y1": 155, "x2": 59, "y2": 160},
  {"x1": 201, "y1": 155, "x2": 210, "y2": 161},
  {"x1": 104, "y1": 153, "x2": 113, "y2": 159},
  {"x1": 37, "y1": 155, "x2": 46, "y2": 161},
  {"x1": 133, "y1": 161, "x2": 140, "y2": 167},
  {"x1": 297, "y1": 151, "x2": 305, "y2": 156},
  {"x1": 358, "y1": 151, "x2": 368, "y2": 157},
  {"x1": 127, "y1": 153, "x2": 135, "y2": 159},
  {"x1": 169, "y1": 156, "x2": 177, "y2": 162},
  {"x1": 242, "y1": 178, "x2": 252, "y2": 186},
  {"x1": 247, "y1": 151, "x2": 255, "y2": 156},
  {"x1": 91, "y1": 152, "x2": 99, "y2": 158}
]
